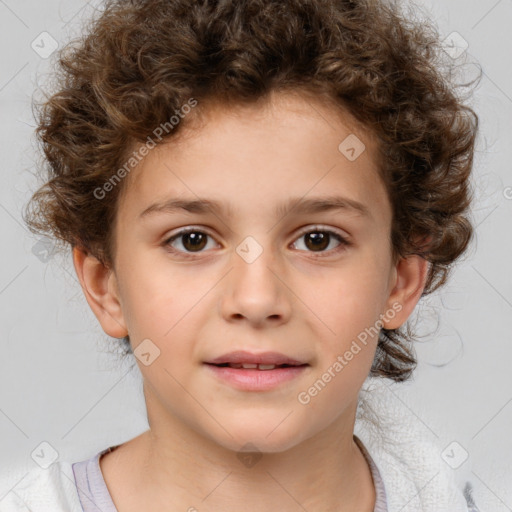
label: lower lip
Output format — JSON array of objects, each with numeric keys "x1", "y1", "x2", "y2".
[{"x1": 203, "y1": 364, "x2": 309, "y2": 391}]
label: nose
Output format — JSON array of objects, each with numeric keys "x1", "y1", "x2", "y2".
[{"x1": 219, "y1": 241, "x2": 292, "y2": 327}]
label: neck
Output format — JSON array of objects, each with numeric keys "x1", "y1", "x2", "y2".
[
  {"x1": 119, "y1": 398, "x2": 375, "y2": 511},
  {"x1": 101, "y1": 390, "x2": 376, "y2": 512}
]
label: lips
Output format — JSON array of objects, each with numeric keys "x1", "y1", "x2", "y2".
[
  {"x1": 211, "y1": 362, "x2": 298, "y2": 370},
  {"x1": 204, "y1": 350, "x2": 308, "y2": 368},
  {"x1": 204, "y1": 351, "x2": 310, "y2": 391}
]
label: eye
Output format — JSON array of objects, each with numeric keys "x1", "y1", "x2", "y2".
[
  {"x1": 163, "y1": 225, "x2": 351, "y2": 258},
  {"x1": 164, "y1": 228, "x2": 218, "y2": 256},
  {"x1": 291, "y1": 226, "x2": 350, "y2": 256}
]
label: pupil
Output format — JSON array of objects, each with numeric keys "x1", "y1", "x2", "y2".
[
  {"x1": 184, "y1": 232, "x2": 207, "y2": 251},
  {"x1": 305, "y1": 232, "x2": 329, "y2": 251}
]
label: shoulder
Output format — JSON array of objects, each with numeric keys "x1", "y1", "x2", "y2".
[
  {"x1": 355, "y1": 376, "x2": 479, "y2": 512},
  {"x1": 0, "y1": 461, "x2": 83, "y2": 512}
]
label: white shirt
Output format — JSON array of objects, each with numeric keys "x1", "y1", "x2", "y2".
[{"x1": 0, "y1": 376, "x2": 478, "y2": 512}]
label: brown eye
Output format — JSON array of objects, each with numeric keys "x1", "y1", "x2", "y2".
[
  {"x1": 181, "y1": 232, "x2": 208, "y2": 251},
  {"x1": 165, "y1": 229, "x2": 216, "y2": 255},
  {"x1": 292, "y1": 228, "x2": 349, "y2": 255},
  {"x1": 303, "y1": 232, "x2": 330, "y2": 251}
]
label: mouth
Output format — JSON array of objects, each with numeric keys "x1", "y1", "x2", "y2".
[
  {"x1": 205, "y1": 362, "x2": 308, "y2": 370},
  {"x1": 204, "y1": 350, "x2": 309, "y2": 368},
  {"x1": 202, "y1": 351, "x2": 310, "y2": 391}
]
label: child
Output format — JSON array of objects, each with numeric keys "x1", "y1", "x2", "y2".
[{"x1": 1, "y1": 0, "x2": 481, "y2": 510}]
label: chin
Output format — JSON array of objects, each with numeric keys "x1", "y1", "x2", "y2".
[{"x1": 209, "y1": 421, "x2": 307, "y2": 455}]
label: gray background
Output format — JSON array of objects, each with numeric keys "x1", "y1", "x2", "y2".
[{"x1": 0, "y1": 0, "x2": 511, "y2": 509}]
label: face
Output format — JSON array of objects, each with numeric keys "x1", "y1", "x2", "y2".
[{"x1": 79, "y1": 91, "x2": 422, "y2": 454}]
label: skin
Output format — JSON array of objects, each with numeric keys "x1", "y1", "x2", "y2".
[{"x1": 73, "y1": 90, "x2": 428, "y2": 512}]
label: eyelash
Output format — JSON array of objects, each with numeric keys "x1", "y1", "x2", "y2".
[{"x1": 163, "y1": 225, "x2": 351, "y2": 259}]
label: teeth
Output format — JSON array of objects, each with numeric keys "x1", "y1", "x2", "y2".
[{"x1": 227, "y1": 363, "x2": 278, "y2": 370}]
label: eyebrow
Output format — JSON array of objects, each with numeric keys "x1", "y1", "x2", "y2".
[{"x1": 138, "y1": 195, "x2": 371, "y2": 220}]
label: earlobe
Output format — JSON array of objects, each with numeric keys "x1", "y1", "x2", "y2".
[
  {"x1": 382, "y1": 254, "x2": 430, "y2": 330},
  {"x1": 72, "y1": 246, "x2": 128, "y2": 338}
]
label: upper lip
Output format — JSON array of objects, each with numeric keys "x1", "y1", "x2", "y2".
[{"x1": 205, "y1": 351, "x2": 308, "y2": 366}]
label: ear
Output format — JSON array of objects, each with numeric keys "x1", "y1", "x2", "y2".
[
  {"x1": 72, "y1": 246, "x2": 128, "y2": 338},
  {"x1": 381, "y1": 254, "x2": 430, "y2": 330}
]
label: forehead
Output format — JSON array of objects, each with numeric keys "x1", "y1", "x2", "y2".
[{"x1": 118, "y1": 90, "x2": 388, "y2": 222}]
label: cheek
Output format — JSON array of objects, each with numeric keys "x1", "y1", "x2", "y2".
[
  {"x1": 298, "y1": 260, "x2": 391, "y2": 387},
  {"x1": 117, "y1": 254, "x2": 203, "y2": 341},
  {"x1": 296, "y1": 275, "x2": 385, "y2": 416},
  {"x1": 307, "y1": 264, "x2": 388, "y2": 337}
]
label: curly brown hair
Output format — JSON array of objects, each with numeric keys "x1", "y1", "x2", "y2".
[{"x1": 24, "y1": 0, "x2": 480, "y2": 382}]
